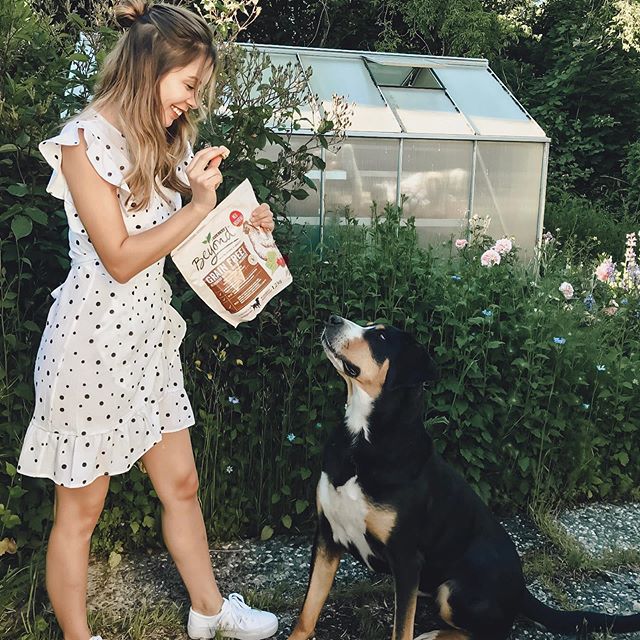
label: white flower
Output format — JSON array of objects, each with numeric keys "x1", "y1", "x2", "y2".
[
  {"x1": 558, "y1": 281, "x2": 574, "y2": 300},
  {"x1": 225, "y1": 465, "x2": 233, "y2": 474}
]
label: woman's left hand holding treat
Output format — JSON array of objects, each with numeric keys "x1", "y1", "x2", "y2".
[{"x1": 250, "y1": 203, "x2": 274, "y2": 233}]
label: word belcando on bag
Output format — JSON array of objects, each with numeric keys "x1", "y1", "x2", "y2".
[{"x1": 171, "y1": 179, "x2": 292, "y2": 327}]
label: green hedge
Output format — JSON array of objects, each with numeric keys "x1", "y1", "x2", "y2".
[{"x1": 2, "y1": 1, "x2": 640, "y2": 567}]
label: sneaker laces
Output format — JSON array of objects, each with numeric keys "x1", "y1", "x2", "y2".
[{"x1": 224, "y1": 593, "x2": 252, "y2": 626}]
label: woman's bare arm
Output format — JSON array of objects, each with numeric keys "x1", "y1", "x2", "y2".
[{"x1": 61, "y1": 129, "x2": 226, "y2": 284}]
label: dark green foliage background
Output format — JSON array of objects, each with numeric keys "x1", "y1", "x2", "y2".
[{"x1": 2, "y1": 0, "x2": 640, "y2": 573}]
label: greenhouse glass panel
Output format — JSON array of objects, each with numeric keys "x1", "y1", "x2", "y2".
[
  {"x1": 249, "y1": 52, "x2": 318, "y2": 129},
  {"x1": 473, "y1": 142, "x2": 545, "y2": 253},
  {"x1": 435, "y1": 67, "x2": 546, "y2": 138},
  {"x1": 299, "y1": 55, "x2": 402, "y2": 133},
  {"x1": 323, "y1": 138, "x2": 400, "y2": 221},
  {"x1": 400, "y1": 140, "x2": 473, "y2": 227},
  {"x1": 382, "y1": 87, "x2": 474, "y2": 135},
  {"x1": 260, "y1": 140, "x2": 321, "y2": 224}
]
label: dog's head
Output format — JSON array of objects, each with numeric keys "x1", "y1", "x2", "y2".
[{"x1": 321, "y1": 315, "x2": 437, "y2": 400}]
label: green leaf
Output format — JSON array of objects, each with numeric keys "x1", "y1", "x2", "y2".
[
  {"x1": 11, "y1": 215, "x2": 32, "y2": 240},
  {"x1": 108, "y1": 550, "x2": 122, "y2": 569},
  {"x1": 260, "y1": 525, "x2": 274, "y2": 540},
  {"x1": 222, "y1": 329, "x2": 242, "y2": 346},
  {"x1": 300, "y1": 467, "x2": 312, "y2": 480},
  {"x1": 5, "y1": 462, "x2": 16, "y2": 478},
  {"x1": 281, "y1": 514, "x2": 292, "y2": 529},
  {"x1": 8, "y1": 183, "x2": 28, "y2": 197},
  {"x1": 24, "y1": 207, "x2": 48, "y2": 225},
  {"x1": 15, "y1": 131, "x2": 30, "y2": 146}
]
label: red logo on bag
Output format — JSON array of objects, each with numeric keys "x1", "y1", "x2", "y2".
[{"x1": 230, "y1": 210, "x2": 244, "y2": 226}]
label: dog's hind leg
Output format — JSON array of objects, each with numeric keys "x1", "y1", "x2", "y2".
[
  {"x1": 288, "y1": 522, "x2": 342, "y2": 640},
  {"x1": 431, "y1": 580, "x2": 512, "y2": 640}
]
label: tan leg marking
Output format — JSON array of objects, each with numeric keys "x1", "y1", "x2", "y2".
[
  {"x1": 436, "y1": 582, "x2": 458, "y2": 628},
  {"x1": 365, "y1": 506, "x2": 397, "y2": 544},
  {"x1": 289, "y1": 545, "x2": 341, "y2": 640},
  {"x1": 414, "y1": 632, "x2": 470, "y2": 640},
  {"x1": 393, "y1": 586, "x2": 418, "y2": 640}
]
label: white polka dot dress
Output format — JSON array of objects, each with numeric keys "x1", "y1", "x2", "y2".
[{"x1": 17, "y1": 110, "x2": 196, "y2": 488}]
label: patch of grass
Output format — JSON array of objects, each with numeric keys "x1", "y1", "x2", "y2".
[
  {"x1": 89, "y1": 603, "x2": 187, "y2": 640},
  {"x1": 0, "y1": 549, "x2": 52, "y2": 640},
  {"x1": 0, "y1": 551, "x2": 190, "y2": 640},
  {"x1": 243, "y1": 581, "x2": 304, "y2": 613},
  {"x1": 521, "y1": 502, "x2": 640, "y2": 636},
  {"x1": 532, "y1": 506, "x2": 640, "y2": 575},
  {"x1": 245, "y1": 577, "x2": 394, "y2": 639}
]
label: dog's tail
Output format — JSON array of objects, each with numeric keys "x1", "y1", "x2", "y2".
[{"x1": 522, "y1": 588, "x2": 640, "y2": 633}]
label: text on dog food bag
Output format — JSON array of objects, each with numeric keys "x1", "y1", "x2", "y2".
[{"x1": 170, "y1": 179, "x2": 292, "y2": 327}]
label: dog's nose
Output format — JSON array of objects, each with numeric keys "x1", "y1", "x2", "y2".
[{"x1": 328, "y1": 315, "x2": 343, "y2": 326}]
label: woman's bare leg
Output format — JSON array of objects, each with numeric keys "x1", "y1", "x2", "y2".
[
  {"x1": 141, "y1": 429, "x2": 223, "y2": 615},
  {"x1": 46, "y1": 475, "x2": 110, "y2": 640}
]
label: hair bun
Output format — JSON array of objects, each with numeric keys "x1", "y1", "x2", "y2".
[{"x1": 114, "y1": 0, "x2": 151, "y2": 29}]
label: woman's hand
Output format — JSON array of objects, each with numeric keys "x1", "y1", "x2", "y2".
[
  {"x1": 250, "y1": 203, "x2": 274, "y2": 233},
  {"x1": 186, "y1": 145, "x2": 229, "y2": 216}
]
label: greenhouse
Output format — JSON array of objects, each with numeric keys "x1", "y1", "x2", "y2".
[{"x1": 249, "y1": 43, "x2": 550, "y2": 252}]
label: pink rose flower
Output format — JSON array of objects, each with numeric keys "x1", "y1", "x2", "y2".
[
  {"x1": 494, "y1": 238, "x2": 513, "y2": 255},
  {"x1": 595, "y1": 257, "x2": 615, "y2": 283},
  {"x1": 455, "y1": 239, "x2": 468, "y2": 249},
  {"x1": 480, "y1": 249, "x2": 501, "y2": 267},
  {"x1": 558, "y1": 281, "x2": 574, "y2": 300}
]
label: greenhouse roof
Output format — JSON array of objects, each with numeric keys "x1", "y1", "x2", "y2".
[{"x1": 242, "y1": 43, "x2": 549, "y2": 143}]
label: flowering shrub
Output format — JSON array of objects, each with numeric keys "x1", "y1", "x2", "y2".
[
  {"x1": 160, "y1": 209, "x2": 640, "y2": 544},
  {"x1": 3, "y1": 4, "x2": 640, "y2": 553},
  {"x1": 595, "y1": 232, "x2": 640, "y2": 292}
]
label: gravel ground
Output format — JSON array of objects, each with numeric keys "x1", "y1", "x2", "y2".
[
  {"x1": 87, "y1": 507, "x2": 640, "y2": 639},
  {"x1": 557, "y1": 504, "x2": 640, "y2": 557}
]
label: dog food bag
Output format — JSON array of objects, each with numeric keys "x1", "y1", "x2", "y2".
[{"x1": 170, "y1": 179, "x2": 292, "y2": 327}]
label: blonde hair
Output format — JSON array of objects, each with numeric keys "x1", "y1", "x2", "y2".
[{"x1": 77, "y1": 0, "x2": 218, "y2": 211}]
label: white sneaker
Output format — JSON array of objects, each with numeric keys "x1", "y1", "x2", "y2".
[
  {"x1": 187, "y1": 593, "x2": 278, "y2": 640},
  {"x1": 90, "y1": 636, "x2": 104, "y2": 640}
]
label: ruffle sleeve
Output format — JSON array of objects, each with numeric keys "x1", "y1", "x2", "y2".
[{"x1": 38, "y1": 113, "x2": 131, "y2": 200}]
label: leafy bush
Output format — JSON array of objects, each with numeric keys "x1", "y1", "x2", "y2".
[
  {"x1": 544, "y1": 186, "x2": 639, "y2": 261},
  {"x1": 3, "y1": 0, "x2": 640, "y2": 567},
  {"x1": 0, "y1": 0, "x2": 346, "y2": 560}
]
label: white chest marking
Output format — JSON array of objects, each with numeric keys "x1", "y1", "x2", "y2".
[
  {"x1": 318, "y1": 472, "x2": 374, "y2": 568},
  {"x1": 345, "y1": 384, "x2": 374, "y2": 441}
]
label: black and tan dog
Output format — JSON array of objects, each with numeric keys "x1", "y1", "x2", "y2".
[{"x1": 288, "y1": 315, "x2": 640, "y2": 640}]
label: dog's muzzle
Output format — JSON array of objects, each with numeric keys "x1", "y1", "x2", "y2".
[{"x1": 322, "y1": 316, "x2": 362, "y2": 378}]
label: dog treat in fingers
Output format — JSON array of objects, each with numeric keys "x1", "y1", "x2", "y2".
[{"x1": 170, "y1": 179, "x2": 291, "y2": 327}]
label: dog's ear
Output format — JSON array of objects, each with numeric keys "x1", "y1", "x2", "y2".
[{"x1": 386, "y1": 343, "x2": 439, "y2": 391}]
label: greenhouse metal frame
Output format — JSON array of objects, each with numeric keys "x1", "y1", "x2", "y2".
[{"x1": 245, "y1": 43, "x2": 550, "y2": 252}]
